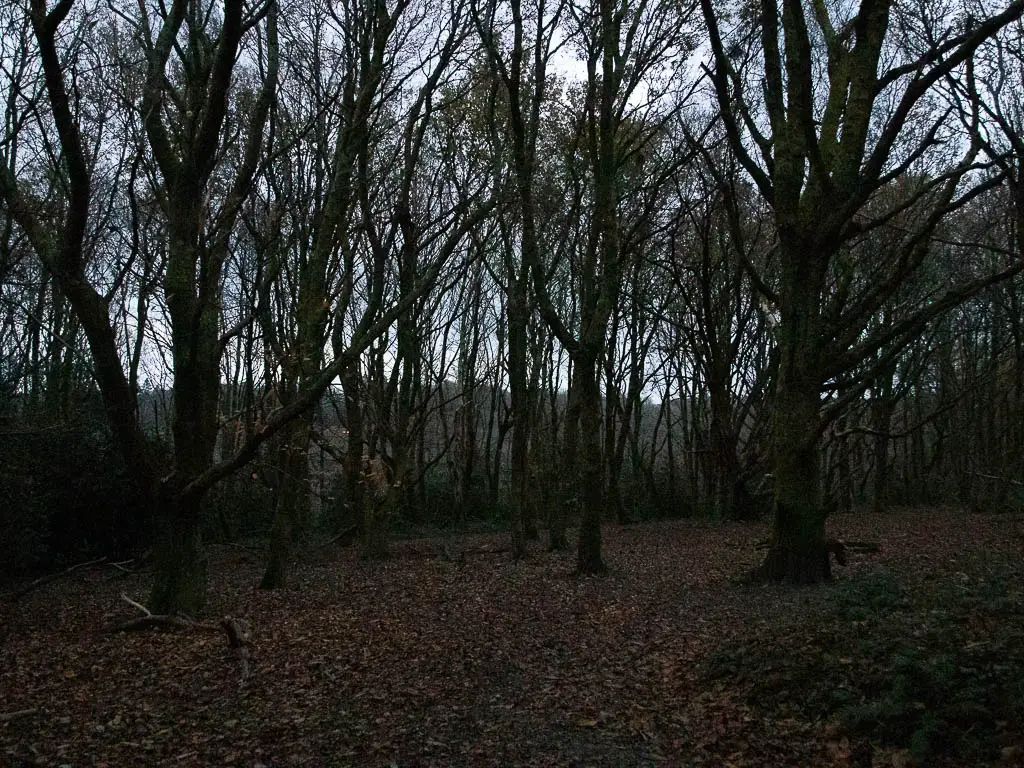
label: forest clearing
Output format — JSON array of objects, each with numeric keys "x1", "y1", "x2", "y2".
[
  {"x1": 3, "y1": 508, "x2": 1023, "y2": 768},
  {"x1": 4, "y1": 0, "x2": 1024, "y2": 764}
]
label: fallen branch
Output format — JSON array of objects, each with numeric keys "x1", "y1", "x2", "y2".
[
  {"x1": 0, "y1": 708, "x2": 38, "y2": 722},
  {"x1": 465, "y1": 546, "x2": 511, "y2": 556},
  {"x1": 9, "y1": 557, "x2": 107, "y2": 602},
  {"x1": 840, "y1": 541, "x2": 882, "y2": 553},
  {"x1": 115, "y1": 596, "x2": 253, "y2": 683},
  {"x1": 316, "y1": 524, "x2": 359, "y2": 549},
  {"x1": 220, "y1": 542, "x2": 261, "y2": 552},
  {"x1": 970, "y1": 471, "x2": 1024, "y2": 488},
  {"x1": 754, "y1": 539, "x2": 879, "y2": 551}
]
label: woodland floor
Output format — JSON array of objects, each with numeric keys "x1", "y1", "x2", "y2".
[{"x1": 2, "y1": 509, "x2": 1024, "y2": 768}]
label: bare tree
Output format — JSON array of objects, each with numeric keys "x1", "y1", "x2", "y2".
[{"x1": 701, "y1": 0, "x2": 1024, "y2": 582}]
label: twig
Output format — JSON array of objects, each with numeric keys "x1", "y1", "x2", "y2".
[
  {"x1": 464, "y1": 546, "x2": 511, "y2": 557},
  {"x1": 0, "y1": 708, "x2": 38, "y2": 722},
  {"x1": 401, "y1": 544, "x2": 511, "y2": 560},
  {"x1": 120, "y1": 593, "x2": 151, "y2": 616},
  {"x1": 832, "y1": 391, "x2": 971, "y2": 440},
  {"x1": 221, "y1": 542, "x2": 261, "y2": 552},
  {"x1": 117, "y1": 593, "x2": 203, "y2": 631},
  {"x1": 971, "y1": 471, "x2": 1024, "y2": 488},
  {"x1": 316, "y1": 525, "x2": 359, "y2": 549}
]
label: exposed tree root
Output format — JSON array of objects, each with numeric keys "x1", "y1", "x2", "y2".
[
  {"x1": 116, "y1": 593, "x2": 204, "y2": 631},
  {"x1": 116, "y1": 595, "x2": 253, "y2": 683},
  {"x1": 747, "y1": 539, "x2": 881, "y2": 584}
]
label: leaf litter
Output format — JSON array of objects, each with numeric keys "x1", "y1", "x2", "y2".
[{"x1": 2, "y1": 508, "x2": 1023, "y2": 767}]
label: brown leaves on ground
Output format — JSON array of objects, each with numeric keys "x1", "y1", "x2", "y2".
[{"x1": 2, "y1": 509, "x2": 1023, "y2": 767}]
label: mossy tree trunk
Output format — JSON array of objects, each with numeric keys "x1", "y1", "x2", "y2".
[
  {"x1": 259, "y1": 416, "x2": 312, "y2": 589},
  {"x1": 140, "y1": 0, "x2": 277, "y2": 611},
  {"x1": 155, "y1": 197, "x2": 225, "y2": 611},
  {"x1": 701, "y1": 0, "x2": 1024, "y2": 583},
  {"x1": 150, "y1": 490, "x2": 208, "y2": 615},
  {"x1": 759, "y1": 246, "x2": 830, "y2": 581}
]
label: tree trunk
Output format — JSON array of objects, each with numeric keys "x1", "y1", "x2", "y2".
[
  {"x1": 508, "y1": 271, "x2": 531, "y2": 559},
  {"x1": 762, "y1": 261, "x2": 829, "y2": 583},
  {"x1": 359, "y1": 448, "x2": 393, "y2": 561},
  {"x1": 341, "y1": 366, "x2": 366, "y2": 536},
  {"x1": 576, "y1": 357, "x2": 606, "y2": 574},
  {"x1": 548, "y1": 372, "x2": 577, "y2": 552},
  {"x1": 524, "y1": 325, "x2": 546, "y2": 540},
  {"x1": 457, "y1": 300, "x2": 480, "y2": 522},
  {"x1": 260, "y1": 416, "x2": 311, "y2": 589},
  {"x1": 762, "y1": 378, "x2": 829, "y2": 583},
  {"x1": 708, "y1": 372, "x2": 749, "y2": 520},
  {"x1": 150, "y1": 494, "x2": 207, "y2": 615},
  {"x1": 605, "y1": 393, "x2": 629, "y2": 525},
  {"x1": 870, "y1": 378, "x2": 894, "y2": 514},
  {"x1": 362, "y1": 488, "x2": 392, "y2": 561},
  {"x1": 603, "y1": 341, "x2": 625, "y2": 525}
]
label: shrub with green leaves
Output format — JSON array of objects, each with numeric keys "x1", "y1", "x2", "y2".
[{"x1": 703, "y1": 559, "x2": 1024, "y2": 765}]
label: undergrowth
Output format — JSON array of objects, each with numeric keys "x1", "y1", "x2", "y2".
[{"x1": 705, "y1": 558, "x2": 1024, "y2": 765}]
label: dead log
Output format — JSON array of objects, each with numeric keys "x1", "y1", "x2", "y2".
[{"x1": 117, "y1": 614, "x2": 196, "y2": 631}]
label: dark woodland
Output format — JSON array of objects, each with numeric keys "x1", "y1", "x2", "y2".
[{"x1": 2, "y1": 0, "x2": 1024, "y2": 764}]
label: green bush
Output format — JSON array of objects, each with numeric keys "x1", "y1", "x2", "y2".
[
  {"x1": 830, "y1": 568, "x2": 904, "y2": 621},
  {"x1": 702, "y1": 559, "x2": 1024, "y2": 765}
]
